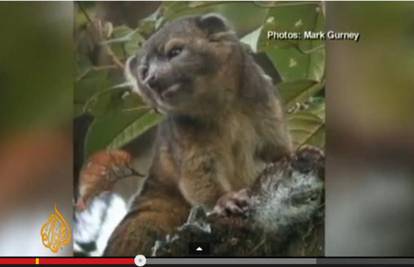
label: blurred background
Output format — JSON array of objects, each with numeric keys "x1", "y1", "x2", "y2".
[
  {"x1": 0, "y1": 3, "x2": 72, "y2": 256},
  {"x1": 326, "y1": 2, "x2": 414, "y2": 256},
  {"x1": 0, "y1": 1, "x2": 413, "y2": 257}
]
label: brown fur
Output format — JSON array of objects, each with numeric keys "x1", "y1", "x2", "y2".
[{"x1": 104, "y1": 14, "x2": 292, "y2": 256}]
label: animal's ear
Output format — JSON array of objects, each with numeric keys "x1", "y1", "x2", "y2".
[{"x1": 197, "y1": 14, "x2": 229, "y2": 35}]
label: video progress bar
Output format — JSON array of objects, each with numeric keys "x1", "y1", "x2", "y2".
[{"x1": 148, "y1": 258, "x2": 315, "y2": 264}]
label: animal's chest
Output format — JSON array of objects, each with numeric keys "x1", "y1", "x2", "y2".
[
  {"x1": 185, "y1": 114, "x2": 260, "y2": 189},
  {"x1": 222, "y1": 117, "x2": 260, "y2": 188}
]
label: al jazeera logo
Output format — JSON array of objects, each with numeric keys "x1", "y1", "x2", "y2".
[{"x1": 40, "y1": 204, "x2": 71, "y2": 253}]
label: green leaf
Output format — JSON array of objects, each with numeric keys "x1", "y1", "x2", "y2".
[
  {"x1": 278, "y1": 79, "x2": 324, "y2": 109},
  {"x1": 288, "y1": 111, "x2": 325, "y2": 149},
  {"x1": 106, "y1": 26, "x2": 137, "y2": 44},
  {"x1": 125, "y1": 33, "x2": 144, "y2": 57},
  {"x1": 85, "y1": 109, "x2": 142, "y2": 159},
  {"x1": 107, "y1": 111, "x2": 163, "y2": 150},
  {"x1": 305, "y1": 97, "x2": 325, "y2": 121},
  {"x1": 84, "y1": 108, "x2": 163, "y2": 159},
  {"x1": 75, "y1": 69, "x2": 111, "y2": 115},
  {"x1": 304, "y1": 123, "x2": 325, "y2": 149},
  {"x1": 160, "y1": 2, "x2": 191, "y2": 20},
  {"x1": 103, "y1": 25, "x2": 145, "y2": 60},
  {"x1": 258, "y1": 3, "x2": 325, "y2": 82},
  {"x1": 138, "y1": 17, "x2": 158, "y2": 37}
]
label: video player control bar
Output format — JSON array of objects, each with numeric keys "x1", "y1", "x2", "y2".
[
  {"x1": 147, "y1": 258, "x2": 414, "y2": 265},
  {"x1": 148, "y1": 258, "x2": 315, "y2": 264}
]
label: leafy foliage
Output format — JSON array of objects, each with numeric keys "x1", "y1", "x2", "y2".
[{"x1": 75, "y1": 2, "x2": 326, "y2": 159}]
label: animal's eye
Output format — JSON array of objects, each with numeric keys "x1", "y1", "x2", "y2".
[{"x1": 167, "y1": 46, "x2": 183, "y2": 59}]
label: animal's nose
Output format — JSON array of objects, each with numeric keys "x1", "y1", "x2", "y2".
[
  {"x1": 145, "y1": 74, "x2": 161, "y2": 91},
  {"x1": 138, "y1": 65, "x2": 148, "y2": 81}
]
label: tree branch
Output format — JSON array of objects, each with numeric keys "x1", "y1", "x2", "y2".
[{"x1": 152, "y1": 146, "x2": 325, "y2": 256}]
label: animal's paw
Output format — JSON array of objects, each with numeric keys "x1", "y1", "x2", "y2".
[
  {"x1": 210, "y1": 189, "x2": 251, "y2": 217},
  {"x1": 292, "y1": 145, "x2": 325, "y2": 175}
]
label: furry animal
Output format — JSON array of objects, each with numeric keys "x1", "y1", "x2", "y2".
[{"x1": 103, "y1": 14, "x2": 292, "y2": 256}]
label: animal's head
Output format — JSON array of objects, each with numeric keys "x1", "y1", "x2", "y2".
[{"x1": 126, "y1": 14, "x2": 244, "y2": 116}]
